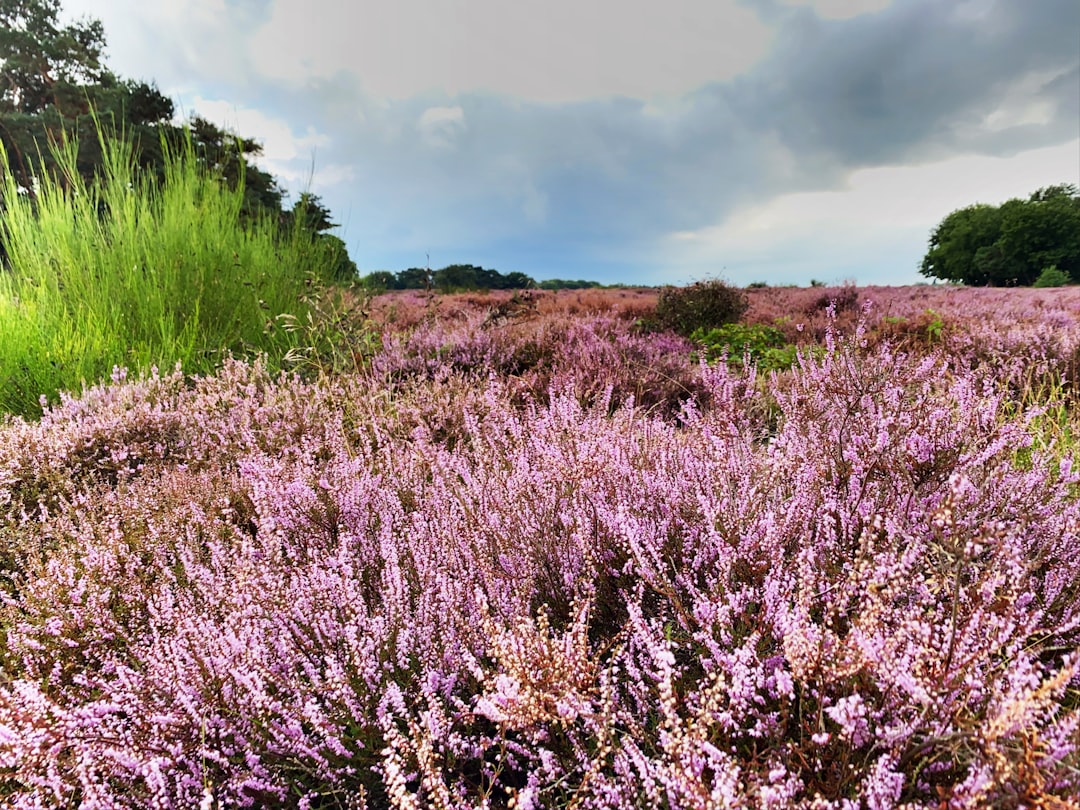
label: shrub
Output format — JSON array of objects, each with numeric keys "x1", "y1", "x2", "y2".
[
  {"x1": 691, "y1": 322, "x2": 802, "y2": 371},
  {"x1": 653, "y1": 279, "x2": 749, "y2": 336},
  {"x1": 806, "y1": 283, "x2": 860, "y2": 315},
  {"x1": 1033, "y1": 264, "x2": 1071, "y2": 288}
]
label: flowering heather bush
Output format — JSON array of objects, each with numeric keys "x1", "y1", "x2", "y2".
[
  {"x1": 366, "y1": 289, "x2": 659, "y2": 331},
  {"x1": 0, "y1": 292, "x2": 1079, "y2": 807},
  {"x1": 747, "y1": 284, "x2": 1080, "y2": 360},
  {"x1": 372, "y1": 312, "x2": 703, "y2": 417}
]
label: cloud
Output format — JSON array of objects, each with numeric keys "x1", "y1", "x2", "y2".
[
  {"x1": 779, "y1": 0, "x2": 891, "y2": 19},
  {"x1": 180, "y1": 97, "x2": 336, "y2": 190},
  {"x1": 63, "y1": 0, "x2": 255, "y2": 94},
  {"x1": 417, "y1": 106, "x2": 466, "y2": 149},
  {"x1": 58, "y1": 0, "x2": 1080, "y2": 284},
  {"x1": 730, "y1": 0, "x2": 1080, "y2": 169},
  {"x1": 245, "y1": 0, "x2": 772, "y2": 102},
  {"x1": 660, "y1": 139, "x2": 1080, "y2": 285},
  {"x1": 313, "y1": 0, "x2": 1076, "y2": 274}
]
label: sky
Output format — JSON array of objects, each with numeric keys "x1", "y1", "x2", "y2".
[{"x1": 62, "y1": 0, "x2": 1080, "y2": 286}]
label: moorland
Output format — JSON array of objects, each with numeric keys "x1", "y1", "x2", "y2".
[
  {"x1": 2, "y1": 2, "x2": 1079, "y2": 804},
  {"x1": 2, "y1": 259, "x2": 1080, "y2": 807}
]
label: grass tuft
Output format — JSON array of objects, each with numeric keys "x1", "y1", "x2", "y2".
[{"x1": 0, "y1": 124, "x2": 342, "y2": 418}]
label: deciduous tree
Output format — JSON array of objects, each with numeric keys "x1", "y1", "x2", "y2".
[{"x1": 920, "y1": 185, "x2": 1080, "y2": 286}]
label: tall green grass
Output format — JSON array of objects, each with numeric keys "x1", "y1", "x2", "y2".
[{"x1": 0, "y1": 127, "x2": 336, "y2": 418}]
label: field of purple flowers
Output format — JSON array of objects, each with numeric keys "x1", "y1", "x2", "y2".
[{"x1": 1, "y1": 285, "x2": 1079, "y2": 808}]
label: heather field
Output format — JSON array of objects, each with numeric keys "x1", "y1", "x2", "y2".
[{"x1": 2, "y1": 284, "x2": 1080, "y2": 808}]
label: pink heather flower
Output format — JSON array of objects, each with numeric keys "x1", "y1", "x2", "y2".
[
  {"x1": 863, "y1": 755, "x2": 905, "y2": 810},
  {"x1": 514, "y1": 785, "x2": 538, "y2": 810},
  {"x1": 473, "y1": 696, "x2": 508, "y2": 725},
  {"x1": 0, "y1": 293, "x2": 1078, "y2": 806},
  {"x1": 825, "y1": 694, "x2": 870, "y2": 747}
]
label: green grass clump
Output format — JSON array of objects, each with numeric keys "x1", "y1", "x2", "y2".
[
  {"x1": 692, "y1": 322, "x2": 801, "y2": 371},
  {"x1": 0, "y1": 127, "x2": 337, "y2": 418}
]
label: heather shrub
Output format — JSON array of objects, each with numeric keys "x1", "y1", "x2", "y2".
[
  {"x1": 653, "y1": 279, "x2": 749, "y2": 336},
  {"x1": 2, "y1": 314, "x2": 1080, "y2": 807},
  {"x1": 370, "y1": 314, "x2": 518, "y2": 381},
  {"x1": 874, "y1": 308, "x2": 950, "y2": 351},
  {"x1": 532, "y1": 317, "x2": 704, "y2": 416},
  {"x1": 372, "y1": 312, "x2": 705, "y2": 418},
  {"x1": 0, "y1": 357, "x2": 364, "y2": 526},
  {"x1": 805, "y1": 282, "x2": 860, "y2": 315}
]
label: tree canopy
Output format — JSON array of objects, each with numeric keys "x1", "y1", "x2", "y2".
[
  {"x1": 0, "y1": 0, "x2": 355, "y2": 278},
  {"x1": 0, "y1": 0, "x2": 107, "y2": 115},
  {"x1": 920, "y1": 184, "x2": 1080, "y2": 286},
  {"x1": 359, "y1": 264, "x2": 537, "y2": 292}
]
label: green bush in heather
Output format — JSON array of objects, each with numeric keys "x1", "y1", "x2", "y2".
[
  {"x1": 654, "y1": 279, "x2": 749, "y2": 336},
  {"x1": 0, "y1": 127, "x2": 335, "y2": 418},
  {"x1": 1033, "y1": 264, "x2": 1071, "y2": 288},
  {"x1": 692, "y1": 322, "x2": 802, "y2": 371}
]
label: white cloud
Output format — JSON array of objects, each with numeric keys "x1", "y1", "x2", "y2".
[
  {"x1": 780, "y1": 0, "x2": 892, "y2": 19},
  {"x1": 189, "y1": 98, "x2": 329, "y2": 160},
  {"x1": 661, "y1": 139, "x2": 1080, "y2": 284},
  {"x1": 181, "y1": 97, "x2": 343, "y2": 191},
  {"x1": 977, "y1": 69, "x2": 1065, "y2": 132},
  {"x1": 52, "y1": 0, "x2": 1080, "y2": 285},
  {"x1": 62, "y1": 0, "x2": 250, "y2": 93},
  {"x1": 417, "y1": 106, "x2": 466, "y2": 149},
  {"x1": 246, "y1": 0, "x2": 772, "y2": 101}
]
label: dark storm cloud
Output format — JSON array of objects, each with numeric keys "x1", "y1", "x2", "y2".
[
  {"x1": 735, "y1": 0, "x2": 1080, "y2": 165},
  {"x1": 238, "y1": 0, "x2": 1079, "y2": 276}
]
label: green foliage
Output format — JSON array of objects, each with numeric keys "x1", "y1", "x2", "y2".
[
  {"x1": 359, "y1": 270, "x2": 396, "y2": 292},
  {"x1": 1033, "y1": 264, "x2": 1071, "y2": 288},
  {"x1": 435, "y1": 264, "x2": 486, "y2": 291},
  {"x1": 0, "y1": 0, "x2": 355, "y2": 272},
  {"x1": 0, "y1": 0, "x2": 175, "y2": 189},
  {"x1": 395, "y1": 266, "x2": 433, "y2": 289},
  {"x1": 691, "y1": 323, "x2": 802, "y2": 372},
  {"x1": 920, "y1": 203, "x2": 1002, "y2": 285},
  {"x1": 177, "y1": 116, "x2": 287, "y2": 225},
  {"x1": 283, "y1": 194, "x2": 358, "y2": 282},
  {"x1": 0, "y1": 126, "x2": 347, "y2": 418},
  {"x1": 538, "y1": 278, "x2": 604, "y2": 290},
  {"x1": 654, "y1": 279, "x2": 749, "y2": 337},
  {"x1": 921, "y1": 185, "x2": 1080, "y2": 286},
  {"x1": 359, "y1": 264, "x2": 536, "y2": 292},
  {"x1": 0, "y1": 0, "x2": 108, "y2": 115},
  {"x1": 923, "y1": 309, "x2": 945, "y2": 343},
  {"x1": 323, "y1": 235, "x2": 359, "y2": 282},
  {"x1": 432, "y1": 264, "x2": 535, "y2": 291}
]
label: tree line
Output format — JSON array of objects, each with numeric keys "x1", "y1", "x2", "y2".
[
  {"x1": 920, "y1": 184, "x2": 1080, "y2": 286},
  {"x1": 359, "y1": 264, "x2": 607, "y2": 292},
  {"x1": 0, "y1": 0, "x2": 357, "y2": 280}
]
